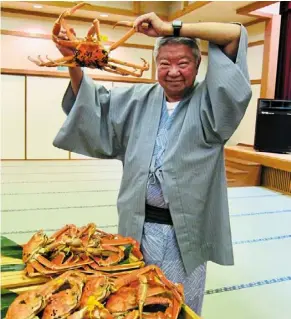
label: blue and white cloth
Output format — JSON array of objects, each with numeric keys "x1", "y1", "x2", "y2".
[
  {"x1": 141, "y1": 222, "x2": 206, "y2": 315},
  {"x1": 144, "y1": 97, "x2": 206, "y2": 315},
  {"x1": 146, "y1": 98, "x2": 179, "y2": 208}
]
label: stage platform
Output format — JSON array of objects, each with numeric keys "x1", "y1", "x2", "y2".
[{"x1": 225, "y1": 144, "x2": 291, "y2": 194}]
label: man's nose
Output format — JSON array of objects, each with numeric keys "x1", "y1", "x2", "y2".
[{"x1": 168, "y1": 65, "x2": 180, "y2": 76}]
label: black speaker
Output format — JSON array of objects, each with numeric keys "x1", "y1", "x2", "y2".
[{"x1": 254, "y1": 98, "x2": 291, "y2": 154}]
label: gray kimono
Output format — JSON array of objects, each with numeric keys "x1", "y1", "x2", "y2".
[{"x1": 53, "y1": 26, "x2": 252, "y2": 275}]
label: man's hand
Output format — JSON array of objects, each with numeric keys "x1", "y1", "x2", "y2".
[
  {"x1": 56, "y1": 29, "x2": 76, "y2": 57},
  {"x1": 133, "y1": 12, "x2": 171, "y2": 37},
  {"x1": 55, "y1": 28, "x2": 83, "y2": 96}
]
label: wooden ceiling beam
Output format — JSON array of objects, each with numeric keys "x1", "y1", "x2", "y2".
[
  {"x1": 24, "y1": 1, "x2": 138, "y2": 17},
  {"x1": 237, "y1": 1, "x2": 278, "y2": 18},
  {"x1": 1, "y1": 29, "x2": 155, "y2": 50},
  {"x1": 243, "y1": 18, "x2": 268, "y2": 27},
  {"x1": 168, "y1": 1, "x2": 211, "y2": 21},
  {"x1": 0, "y1": 67, "x2": 156, "y2": 84},
  {"x1": 132, "y1": 1, "x2": 141, "y2": 15},
  {"x1": 1, "y1": 8, "x2": 125, "y2": 27}
]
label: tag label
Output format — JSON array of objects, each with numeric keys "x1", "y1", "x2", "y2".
[{"x1": 100, "y1": 34, "x2": 108, "y2": 41}]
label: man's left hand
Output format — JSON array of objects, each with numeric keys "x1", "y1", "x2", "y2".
[{"x1": 133, "y1": 12, "x2": 170, "y2": 37}]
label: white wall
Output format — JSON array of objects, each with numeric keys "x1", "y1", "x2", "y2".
[
  {"x1": 227, "y1": 22, "x2": 265, "y2": 146},
  {"x1": 26, "y1": 77, "x2": 69, "y2": 159},
  {"x1": 1, "y1": 75, "x2": 25, "y2": 159}
]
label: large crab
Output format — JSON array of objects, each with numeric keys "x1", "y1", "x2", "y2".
[
  {"x1": 5, "y1": 270, "x2": 87, "y2": 319},
  {"x1": 6, "y1": 266, "x2": 185, "y2": 319},
  {"x1": 28, "y1": 2, "x2": 150, "y2": 77},
  {"x1": 22, "y1": 223, "x2": 144, "y2": 277}
]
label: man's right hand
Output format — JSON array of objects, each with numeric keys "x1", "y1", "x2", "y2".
[
  {"x1": 56, "y1": 29, "x2": 83, "y2": 96},
  {"x1": 56, "y1": 29, "x2": 76, "y2": 57}
]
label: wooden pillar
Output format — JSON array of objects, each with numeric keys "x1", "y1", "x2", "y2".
[{"x1": 260, "y1": 15, "x2": 281, "y2": 98}]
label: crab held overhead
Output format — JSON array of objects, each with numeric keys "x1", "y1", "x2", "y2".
[{"x1": 28, "y1": 2, "x2": 150, "y2": 77}]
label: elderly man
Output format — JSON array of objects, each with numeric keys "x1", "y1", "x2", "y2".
[{"x1": 53, "y1": 12, "x2": 252, "y2": 315}]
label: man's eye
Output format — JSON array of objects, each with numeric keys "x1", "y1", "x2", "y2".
[{"x1": 179, "y1": 62, "x2": 188, "y2": 66}]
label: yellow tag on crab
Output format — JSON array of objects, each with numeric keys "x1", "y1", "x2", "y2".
[{"x1": 100, "y1": 34, "x2": 108, "y2": 41}]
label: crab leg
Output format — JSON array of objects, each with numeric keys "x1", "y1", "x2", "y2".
[
  {"x1": 52, "y1": 36, "x2": 80, "y2": 48},
  {"x1": 53, "y1": 2, "x2": 87, "y2": 40},
  {"x1": 144, "y1": 297, "x2": 172, "y2": 307},
  {"x1": 94, "y1": 245, "x2": 125, "y2": 266},
  {"x1": 104, "y1": 64, "x2": 146, "y2": 77},
  {"x1": 47, "y1": 62, "x2": 79, "y2": 67},
  {"x1": 88, "y1": 260, "x2": 145, "y2": 272},
  {"x1": 109, "y1": 28, "x2": 136, "y2": 51},
  {"x1": 103, "y1": 65, "x2": 137, "y2": 77},
  {"x1": 50, "y1": 224, "x2": 78, "y2": 239},
  {"x1": 28, "y1": 56, "x2": 58, "y2": 67},
  {"x1": 26, "y1": 255, "x2": 94, "y2": 276},
  {"x1": 26, "y1": 261, "x2": 60, "y2": 276},
  {"x1": 50, "y1": 251, "x2": 66, "y2": 265},
  {"x1": 114, "y1": 265, "x2": 183, "y2": 303},
  {"x1": 87, "y1": 18, "x2": 102, "y2": 41},
  {"x1": 138, "y1": 275, "x2": 148, "y2": 319},
  {"x1": 79, "y1": 222, "x2": 97, "y2": 246},
  {"x1": 114, "y1": 21, "x2": 149, "y2": 29},
  {"x1": 28, "y1": 55, "x2": 75, "y2": 67},
  {"x1": 61, "y1": 18, "x2": 77, "y2": 41},
  {"x1": 108, "y1": 57, "x2": 149, "y2": 71},
  {"x1": 46, "y1": 55, "x2": 74, "y2": 64},
  {"x1": 168, "y1": 296, "x2": 183, "y2": 319},
  {"x1": 36, "y1": 255, "x2": 93, "y2": 270}
]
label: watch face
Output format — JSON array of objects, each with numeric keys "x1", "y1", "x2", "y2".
[
  {"x1": 173, "y1": 20, "x2": 182, "y2": 28},
  {"x1": 172, "y1": 20, "x2": 182, "y2": 36}
]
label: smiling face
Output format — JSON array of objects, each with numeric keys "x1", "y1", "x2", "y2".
[{"x1": 156, "y1": 43, "x2": 199, "y2": 102}]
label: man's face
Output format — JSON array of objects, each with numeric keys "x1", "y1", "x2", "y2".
[{"x1": 156, "y1": 44, "x2": 199, "y2": 102}]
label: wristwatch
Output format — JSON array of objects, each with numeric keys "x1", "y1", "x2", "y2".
[{"x1": 172, "y1": 20, "x2": 183, "y2": 37}]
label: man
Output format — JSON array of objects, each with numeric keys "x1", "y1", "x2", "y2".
[{"x1": 53, "y1": 12, "x2": 252, "y2": 315}]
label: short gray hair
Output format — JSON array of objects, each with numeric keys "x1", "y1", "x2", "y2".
[{"x1": 153, "y1": 36, "x2": 201, "y2": 64}]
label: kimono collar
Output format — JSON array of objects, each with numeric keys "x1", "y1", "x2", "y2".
[{"x1": 162, "y1": 81, "x2": 199, "y2": 104}]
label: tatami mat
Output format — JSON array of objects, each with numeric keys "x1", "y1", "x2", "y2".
[{"x1": 1, "y1": 160, "x2": 291, "y2": 319}]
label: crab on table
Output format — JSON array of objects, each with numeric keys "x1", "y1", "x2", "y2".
[
  {"x1": 28, "y1": 2, "x2": 150, "y2": 77},
  {"x1": 22, "y1": 223, "x2": 144, "y2": 277},
  {"x1": 6, "y1": 266, "x2": 185, "y2": 319}
]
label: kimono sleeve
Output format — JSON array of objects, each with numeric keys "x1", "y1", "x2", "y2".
[
  {"x1": 200, "y1": 25, "x2": 252, "y2": 144},
  {"x1": 53, "y1": 74, "x2": 121, "y2": 159}
]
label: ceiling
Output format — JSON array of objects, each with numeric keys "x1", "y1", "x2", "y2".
[{"x1": 0, "y1": 1, "x2": 280, "y2": 26}]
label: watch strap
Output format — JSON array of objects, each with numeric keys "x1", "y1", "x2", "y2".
[{"x1": 172, "y1": 20, "x2": 183, "y2": 37}]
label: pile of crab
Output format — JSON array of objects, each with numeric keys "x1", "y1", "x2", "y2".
[
  {"x1": 6, "y1": 266, "x2": 185, "y2": 319},
  {"x1": 23, "y1": 223, "x2": 144, "y2": 277}
]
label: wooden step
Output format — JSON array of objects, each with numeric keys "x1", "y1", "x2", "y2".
[
  {"x1": 227, "y1": 178, "x2": 239, "y2": 187},
  {"x1": 225, "y1": 156, "x2": 260, "y2": 167},
  {"x1": 226, "y1": 167, "x2": 248, "y2": 175},
  {"x1": 225, "y1": 163, "x2": 261, "y2": 186}
]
